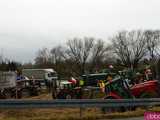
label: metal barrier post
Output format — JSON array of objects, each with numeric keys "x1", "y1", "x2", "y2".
[
  {"x1": 80, "y1": 107, "x2": 82, "y2": 118},
  {"x1": 16, "y1": 83, "x2": 18, "y2": 99}
]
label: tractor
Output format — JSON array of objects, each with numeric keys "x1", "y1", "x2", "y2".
[
  {"x1": 103, "y1": 75, "x2": 133, "y2": 99},
  {"x1": 81, "y1": 69, "x2": 160, "y2": 99},
  {"x1": 100, "y1": 72, "x2": 160, "y2": 112},
  {"x1": 103, "y1": 71, "x2": 160, "y2": 99},
  {"x1": 52, "y1": 81, "x2": 82, "y2": 99}
]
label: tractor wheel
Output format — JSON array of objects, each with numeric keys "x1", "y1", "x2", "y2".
[
  {"x1": 0, "y1": 90, "x2": 6, "y2": 99},
  {"x1": 56, "y1": 92, "x2": 66, "y2": 99},
  {"x1": 3, "y1": 89, "x2": 12, "y2": 99},
  {"x1": 30, "y1": 87, "x2": 39, "y2": 96},
  {"x1": 65, "y1": 94, "x2": 72, "y2": 99},
  {"x1": 102, "y1": 96, "x2": 126, "y2": 113},
  {"x1": 52, "y1": 91, "x2": 57, "y2": 99},
  {"x1": 139, "y1": 92, "x2": 159, "y2": 109},
  {"x1": 21, "y1": 89, "x2": 31, "y2": 98},
  {"x1": 139, "y1": 92, "x2": 159, "y2": 98}
]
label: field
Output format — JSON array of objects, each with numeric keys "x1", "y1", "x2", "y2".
[{"x1": 0, "y1": 93, "x2": 160, "y2": 120}]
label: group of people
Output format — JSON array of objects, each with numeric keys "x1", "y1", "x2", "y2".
[
  {"x1": 134, "y1": 68, "x2": 153, "y2": 84},
  {"x1": 98, "y1": 74, "x2": 114, "y2": 93},
  {"x1": 62, "y1": 64, "x2": 154, "y2": 95}
]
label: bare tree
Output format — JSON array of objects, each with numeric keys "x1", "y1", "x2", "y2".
[
  {"x1": 50, "y1": 45, "x2": 66, "y2": 64},
  {"x1": 144, "y1": 30, "x2": 160, "y2": 79},
  {"x1": 89, "y1": 39, "x2": 110, "y2": 72},
  {"x1": 34, "y1": 48, "x2": 50, "y2": 65},
  {"x1": 111, "y1": 30, "x2": 148, "y2": 69},
  {"x1": 144, "y1": 30, "x2": 160, "y2": 59},
  {"x1": 66, "y1": 37, "x2": 94, "y2": 75},
  {"x1": 50, "y1": 46, "x2": 67, "y2": 76},
  {"x1": 65, "y1": 37, "x2": 110, "y2": 75}
]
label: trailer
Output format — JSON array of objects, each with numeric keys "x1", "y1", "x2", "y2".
[
  {"x1": 0, "y1": 71, "x2": 41, "y2": 99},
  {"x1": 0, "y1": 71, "x2": 16, "y2": 98}
]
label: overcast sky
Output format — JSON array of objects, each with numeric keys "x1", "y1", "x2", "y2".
[{"x1": 0, "y1": 0, "x2": 160, "y2": 63}]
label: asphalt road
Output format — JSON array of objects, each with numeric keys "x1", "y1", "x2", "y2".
[
  {"x1": 108, "y1": 117, "x2": 144, "y2": 120},
  {"x1": 99, "y1": 117, "x2": 144, "y2": 120}
]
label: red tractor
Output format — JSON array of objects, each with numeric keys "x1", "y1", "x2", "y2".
[
  {"x1": 131, "y1": 80, "x2": 160, "y2": 98},
  {"x1": 103, "y1": 73, "x2": 160, "y2": 99},
  {"x1": 53, "y1": 81, "x2": 82, "y2": 99},
  {"x1": 101, "y1": 74, "x2": 160, "y2": 112},
  {"x1": 81, "y1": 70, "x2": 160, "y2": 99}
]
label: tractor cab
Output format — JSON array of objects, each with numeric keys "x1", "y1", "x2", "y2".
[
  {"x1": 60, "y1": 81, "x2": 74, "y2": 89},
  {"x1": 81, "y1": 73, "x2": 117, "y2": 87}
]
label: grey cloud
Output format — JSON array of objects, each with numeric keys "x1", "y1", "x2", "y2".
[{"x1": 0, "y1": 0, "x2": 160, "y2": 62}]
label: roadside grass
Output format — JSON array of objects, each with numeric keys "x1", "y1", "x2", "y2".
[
  {"x1": 26, "y1": 93, "x2": 52, "y2": 100},
  {"x1": 0, "y1": 108, "x2": 94, "y2": 120},
  {"x1": 0, "y1": 106, "x2": 160, "y2": 120}
]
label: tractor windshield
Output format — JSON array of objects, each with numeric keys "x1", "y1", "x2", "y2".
[{"x1": 48, "y1": 72, "x2": 57, "y2": 77}]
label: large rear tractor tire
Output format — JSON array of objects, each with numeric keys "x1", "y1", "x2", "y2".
[
  {"x1": 139, "y1": 92, "x2": 159, "y2": 98},
  {"x1": 3, "y1": 89, "x2": 12, "y2": 99},
  {"x1": 139, "y1": 92, "x2": 159, "y2": 109},
  {"x1": 101, "y1": 96, "x2": 126, "y2": 113}
]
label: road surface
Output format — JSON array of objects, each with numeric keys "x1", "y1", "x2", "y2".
[
  {"x1": 99, "y1": 117, "x2": 144, "y2": 120},
  {"x1": 108, "y1": 117, "x2": 144, "y2": 120}
]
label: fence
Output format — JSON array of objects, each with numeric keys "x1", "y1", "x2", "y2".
[
  {"x1": 1, "y1": 99, "x2": 160, "y2": 117},
  {"x1": 0, "y1": 98, "x2": 160, "y2": 108}
]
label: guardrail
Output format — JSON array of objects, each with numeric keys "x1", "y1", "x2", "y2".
[{"x1": 0, "y1": 98, "x2": 160, "y2": 109}]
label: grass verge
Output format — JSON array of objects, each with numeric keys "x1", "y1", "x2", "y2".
[{"x1": 0, "y1": 106, "x2": 159, "y2": 120}]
